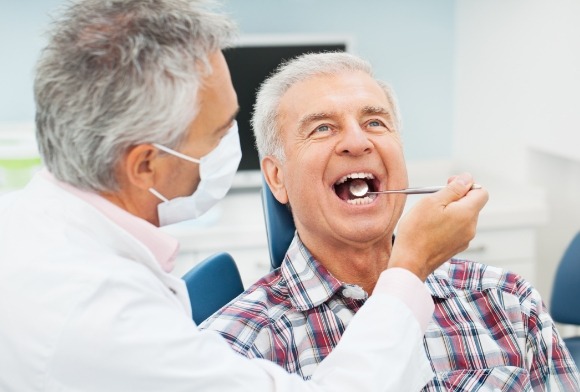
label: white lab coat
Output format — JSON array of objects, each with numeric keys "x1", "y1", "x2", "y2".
[{"x1": 0, "y1": 174, "x2": 433, "y2": 391}]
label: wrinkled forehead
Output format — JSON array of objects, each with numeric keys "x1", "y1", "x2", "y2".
[{"x1": 277, "y1": 71, "x2": 393, "y2": 123}]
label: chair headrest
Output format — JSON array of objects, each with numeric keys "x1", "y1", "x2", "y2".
[
  {"x1": 550, "y1": 231, "x2": 580, "y2": 325},
  {"x1": 260, "y1": 178, "x2": 296, "y2": 270},
  {"x1": 182, "y1": 252, "x2": 244, "y2": 324}
]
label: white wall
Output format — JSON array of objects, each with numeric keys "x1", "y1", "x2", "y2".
[
  {"x1": 0, "y1": 0, "x2": 63, "y2": 122},
  {"x1": 223, "y1": 0, "x2": 456, "y2": 161},
  {"x1": 0, "y1": 0, "x2": 457, "y2": 163},
  {"x1": 454, "y1": 0, "x2": 580, "y2": 300}
]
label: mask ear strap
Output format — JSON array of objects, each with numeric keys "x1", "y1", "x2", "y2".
[
  {"x1": 148, "y1": 187, "x2": 170, "y2": 202},
  {"x1": 152, "y1": 143, "x2": 201, "y2": 164}
]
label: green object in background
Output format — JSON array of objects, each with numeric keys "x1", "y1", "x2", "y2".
[
  {"x1": 0, "y1": 157, "x2": 42, "y2": 189},
  {"x1": 0, "y1": 126, "x2": 42, "y2": 190}
]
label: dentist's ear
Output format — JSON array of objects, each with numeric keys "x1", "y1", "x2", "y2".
[
  {"x1": 98, "y1": 144, "x2": 168, "y2": 226},
  {"x1": 123, "y1": 144, "x2": 163, "y2": 191},
  {"x1": 261, "y1": 156, "x2": 289, "y2": 205}
]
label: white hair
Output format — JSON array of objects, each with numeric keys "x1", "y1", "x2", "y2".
[
  {"x1": 251, "y1": 52, "x2": 401, "y2": 162},
  {"x1": 34, "y1": 0, "x2": 236, "y2": 192}
]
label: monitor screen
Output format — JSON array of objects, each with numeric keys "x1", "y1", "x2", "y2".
[{"x1": 224, "y1": 36, "x2": 348, "y2": 189}]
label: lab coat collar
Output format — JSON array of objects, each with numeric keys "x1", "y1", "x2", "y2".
[{"x1": 40, "y1": 170, "x2": 180, "y2": 273}]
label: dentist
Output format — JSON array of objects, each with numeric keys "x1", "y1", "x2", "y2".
[{"x1": 0, "y1": 0, "x2": 487, "y2": 391}]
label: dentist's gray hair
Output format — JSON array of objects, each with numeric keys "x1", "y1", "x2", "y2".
[
  {"x1": 251, "y1": 52, "x2": 401, "y2": 162},
  {"x1": 34, "y1": 0, "x2": 236, "y2": 192}
]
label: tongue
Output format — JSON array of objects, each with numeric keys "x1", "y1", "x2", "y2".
[{"x1": 334, "y1": 181, "x2": 352, "y2": 200}]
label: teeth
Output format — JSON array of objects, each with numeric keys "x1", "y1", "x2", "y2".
[
  {"x1": 336, "y1": 172, "x2": 375, "y2": 185},
  {"x1": 346, "y1": 195, "x2": 376, "y2": 205}
]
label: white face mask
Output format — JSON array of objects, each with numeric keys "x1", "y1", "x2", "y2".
[{"x1": 148, "y1": 121, "x2": 242, "y2": 226}]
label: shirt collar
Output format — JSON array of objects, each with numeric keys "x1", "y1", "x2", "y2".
[
  {"x1": 281, "y1": 234, "x2": 359, "y2": 311},
  {"x1": 41, "y1": 170, "x2": 180, "y2": 272},
  {"x1": 282, "y1": 232, "x2": 456, "y2": 305},
  {"x1": 425, "y1": 264, "x2": 456, "y2": 299}
]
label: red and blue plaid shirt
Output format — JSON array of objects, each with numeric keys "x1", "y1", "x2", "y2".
[{"x1": 201, "y1": 235, "x2": 580, "y2": 391}]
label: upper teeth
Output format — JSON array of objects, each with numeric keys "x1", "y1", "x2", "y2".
[{"x1": 336, "y1": 172, "x2": 374, "y2": 185}]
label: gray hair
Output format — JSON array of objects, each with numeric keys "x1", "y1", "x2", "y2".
[
  {"x1": 251, "y1": 52, "x2": 401, "y2": 162},
  {"x1": 34, "y1": 0, "x2": 236, "y2": 192}
]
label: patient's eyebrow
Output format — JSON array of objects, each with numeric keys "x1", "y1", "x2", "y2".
[
  {"x1": 361, "y1": 105, "x2": 391, "y2": 117},
  {"x1": 298, "y1": 112, "x2": 337, "y2": 129},
  {"x1": 297, "y1": 106, "x2": 392, "y2": 130}
]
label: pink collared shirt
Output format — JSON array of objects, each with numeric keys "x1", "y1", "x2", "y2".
[{"x1": 41, "y1": 170, "x2": 180, "y2": 273}]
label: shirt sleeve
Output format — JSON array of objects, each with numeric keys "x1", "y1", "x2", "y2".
[
  {"x1": 374, "y1": 267, "x2": 435, "y2": 333},
  {"x1": 307, "y1": 286, "x2": 434, "y2": 391},
  {"x1": 51, "y1": 269, "x2": 434, "y2": 392}
]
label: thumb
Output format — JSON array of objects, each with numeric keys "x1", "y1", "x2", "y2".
[{"x1": 435, "y1": 173, "x2": 474, "y2": 204}]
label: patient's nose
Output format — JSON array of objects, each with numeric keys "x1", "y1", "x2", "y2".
[{"x1": 336, "y1": 122, "x2": 373, "y2": 156}]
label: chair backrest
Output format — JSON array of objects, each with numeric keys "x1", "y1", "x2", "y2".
[
  {"x1": 550, "y1": 231, "x2": 580, "y2": 325},
  {"x1": 182, "y1": 252, "x2": 244, "y2": 325},
  {"x1": 260, "y1": 178, "x2": 296, "y2": 270}
]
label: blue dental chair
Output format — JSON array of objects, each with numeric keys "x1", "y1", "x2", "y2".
[
  {"x1": 182, "y1": 252, "x2": 244, "y2": 325},
  {"x1": 550, "y1": 231, "x2": 580, "y2": 367},
  {"x1": 183, "y1": 180, "x2": 292, "y2": 324},
  {"x1": 260, "y1": 178, "x2": 296, "y2": 270}
]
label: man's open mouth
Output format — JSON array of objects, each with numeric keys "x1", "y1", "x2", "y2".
[{"x1": 333, "y1": 172, "x2": 378, "y2": 205}]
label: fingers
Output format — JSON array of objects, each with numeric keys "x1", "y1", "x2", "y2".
[
  {"x1": 446, "y1": 172, "x2": 489, "y2": 212},
  {"x1": 435, "y1": 173, "x2": 488, "y2": 211},
  {"x1": 436, "y1": 173, "x2": 474, "y2": 203},
  {"x1": 454, "y1": 183, "x2": 489, "y2": 212},
  {"x1": 388, "y1": 172, "x2": 489, "y2": 281}
]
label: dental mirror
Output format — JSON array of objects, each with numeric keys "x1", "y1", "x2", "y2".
[
  {"x1": 348, "y1": 181, "x2": 482, "y2": 197},
  {"x1": 348, "y1": 179, "x2": 369, "y2": 197}
]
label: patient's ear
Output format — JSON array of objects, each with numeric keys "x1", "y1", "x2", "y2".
[{"x1": 261, "y1": 156, "x2": 289, "y2": 204}]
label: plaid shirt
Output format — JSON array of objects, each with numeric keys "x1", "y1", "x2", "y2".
[{"x1": 201, "y1": 235, "x2": 580, "y2": 391}]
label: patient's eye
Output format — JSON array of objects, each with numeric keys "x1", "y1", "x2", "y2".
[
  {"x1": 365, "y1": 119, "x2": 392, "y2": 133},
  {"x1": 368, "y1": 119, "x2": 390, "y2": 128},
  {"x1": 315, "y1": 124, "x2": 331, "y2": 133},
  {"x1": 308, "y1": 124, "x2": 333, "y2": 139}
]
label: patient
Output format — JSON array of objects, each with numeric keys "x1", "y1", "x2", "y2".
[{"x1": 200, "y1": 52, "x2": 580, "y2": 390}]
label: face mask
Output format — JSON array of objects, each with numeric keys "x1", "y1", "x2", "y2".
[{"x1": 148, "y1": 121, "x2": 242, "y2": 226}]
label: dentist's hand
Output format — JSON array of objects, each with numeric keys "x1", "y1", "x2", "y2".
[{"x1": 388, "y1": 173, "x2": 489, "y2": 281}]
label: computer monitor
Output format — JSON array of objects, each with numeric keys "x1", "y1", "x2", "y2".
[{"x1": 224, "y1": 35, "x2": 349, "y2": 189}]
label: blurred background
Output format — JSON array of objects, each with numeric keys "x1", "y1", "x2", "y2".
[{"x1": 1, "y1": 0, "x2": 579, "y2": 335}]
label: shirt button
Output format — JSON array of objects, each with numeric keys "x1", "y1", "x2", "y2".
[{"x1": 342, "y1": 285, "x2": 366, "y2": 300}]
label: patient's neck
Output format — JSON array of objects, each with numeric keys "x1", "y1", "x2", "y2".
[{"x1": 303, "y1": 236, "x2": 392, "y2": 296}]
